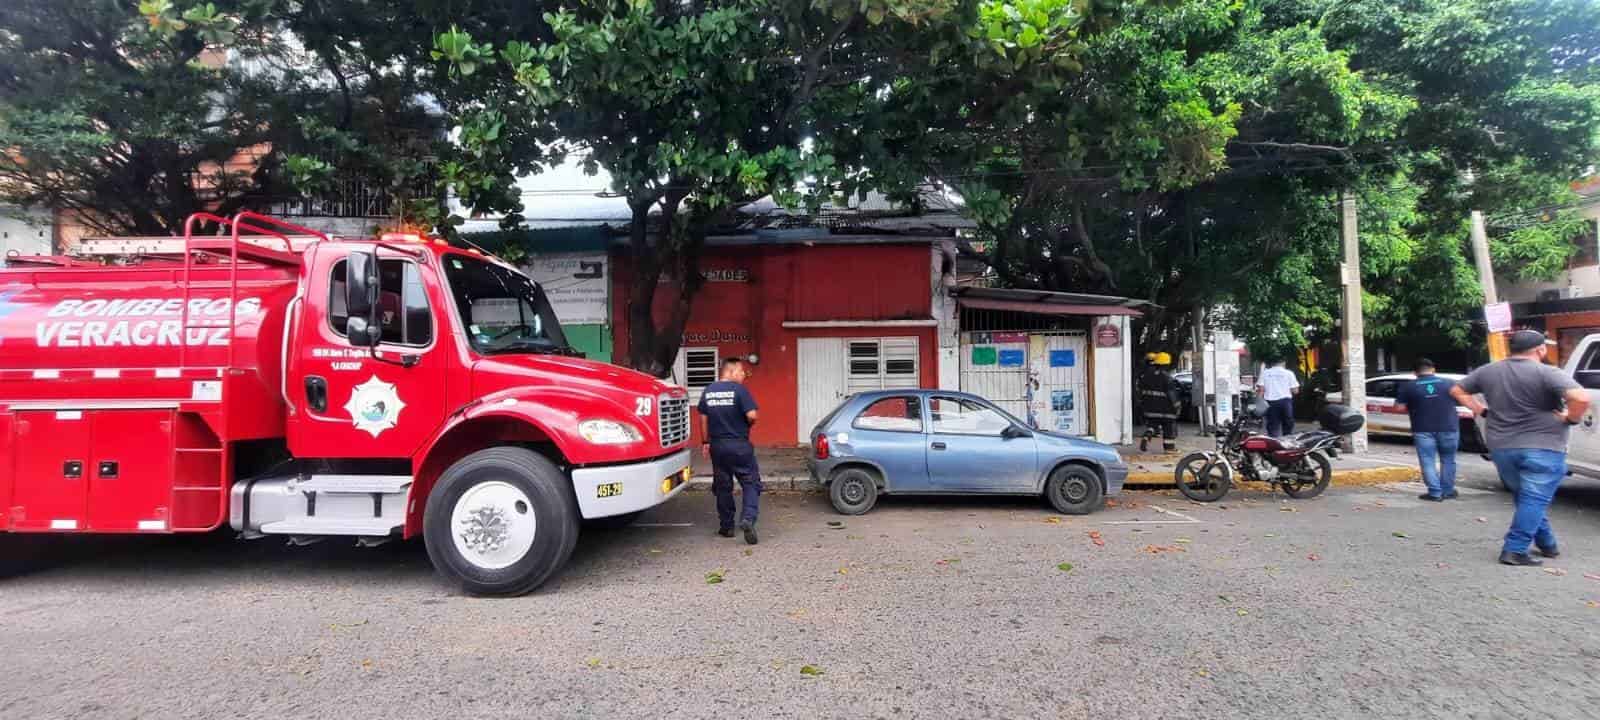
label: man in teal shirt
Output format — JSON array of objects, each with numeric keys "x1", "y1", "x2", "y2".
[{"x1": 1394, "y1": 359, "x2": 1460, "y2": 501}]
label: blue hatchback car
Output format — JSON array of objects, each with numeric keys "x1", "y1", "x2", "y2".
[{"x1": 806, "y1": 389, "x2": 1128, "y2": 515}]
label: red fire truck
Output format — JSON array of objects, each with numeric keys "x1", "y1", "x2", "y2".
[{"x1": 0, "y1": 212, "x2": 691, "y2": 595}]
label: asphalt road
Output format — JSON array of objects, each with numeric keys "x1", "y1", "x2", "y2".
[{"x1": 5, "y1": 447, "x2": 1600, "y2": 720}]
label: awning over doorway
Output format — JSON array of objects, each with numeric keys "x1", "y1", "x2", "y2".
[{"x1": 956, "y1": 296, "x2": 1143, "y2": 317}]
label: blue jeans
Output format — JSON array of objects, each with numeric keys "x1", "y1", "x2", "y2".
[
  {"x1": 1413, "y1": 431, "x2": 1459, "y2": 497},
  {"x1": 1265, "y1": 398, "x2": 1295, "y2": 437},
  {"x1": 1490, "y1": 449, "x2": 1565, "y2": 555}
]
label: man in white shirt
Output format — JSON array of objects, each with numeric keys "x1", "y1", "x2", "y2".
[{"x1": 1254, "y1": 360, "x2": 1301, "y2": 437}]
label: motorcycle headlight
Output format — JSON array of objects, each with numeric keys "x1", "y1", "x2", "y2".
[{"x1": 578, "y1": 419, "x2": 644, "y2": 444}]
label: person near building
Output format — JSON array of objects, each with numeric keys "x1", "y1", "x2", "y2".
[
  {"x1": 1254, "y1": 359, "x2": 1300, "y2": 437},
  {"x1": 1138, "y1": 352, "x2": 1181, "y2": 452},
  {"x1": 1451, "y1": 330, "x2": 1589, "y2": 567},
  {"x1": 697, "y1": 357, "x2": 762, "y2": 545},
  {"x1": 1393, "y1": 358, "x2": 1460, "y2": 502}
]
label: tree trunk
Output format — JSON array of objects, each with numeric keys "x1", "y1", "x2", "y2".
[{"x1": 624, "y1": 201, "x2": 665, "y2": 375}]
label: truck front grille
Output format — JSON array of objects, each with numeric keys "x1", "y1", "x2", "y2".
[{"x1": 659, "y1": 395, "x2": 689, "y2": 447}]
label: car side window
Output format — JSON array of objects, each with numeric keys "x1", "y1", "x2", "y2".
[
  {"x1": 1368, "y1": 380, "x2": 1397, "y2": 399},
  {"x1": 928, "y1": 396, "x2": 1012, "y2": 436},
  {"x1": 1576, "y1": 343, "x2": 1600, "y2": 390},
  {"x1": 852, "y1": 396, "x2": 924, "y2": 433}
]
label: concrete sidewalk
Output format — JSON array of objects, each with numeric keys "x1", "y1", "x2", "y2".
[{"x1": 686, "y1": 426, "x2": 1422, "y2": 492}]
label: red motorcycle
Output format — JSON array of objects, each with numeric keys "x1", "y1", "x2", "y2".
[{"x1": 1174, "y1": 399, "x2": 1365, "y2": 502}]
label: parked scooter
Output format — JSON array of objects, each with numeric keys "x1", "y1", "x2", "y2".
[{"x1": 1174, "y1": 399, "x2": 1365, "y2": 502}]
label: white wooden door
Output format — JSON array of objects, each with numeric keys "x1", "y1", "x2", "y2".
[{"x1": 797, "y1": 338, "x2": 847, "y2": 442}]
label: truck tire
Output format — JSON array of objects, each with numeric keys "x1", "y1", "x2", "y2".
[{"x1": 424, "y1": 447, "x2": 579, "y2": 597}]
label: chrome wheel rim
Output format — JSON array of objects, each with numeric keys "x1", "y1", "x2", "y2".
[{"x1": 451, "y1": 481, "x2": 537, "y2": 570}]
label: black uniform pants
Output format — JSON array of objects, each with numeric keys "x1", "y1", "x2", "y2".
[{"x1": 710, "y1": 439, "x2": 763, "y2": 529}]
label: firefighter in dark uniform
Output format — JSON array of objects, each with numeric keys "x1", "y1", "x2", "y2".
[
  {"x1": 697, "y1": 357, "x2": 762, "y2": 545},
  {"x1": 1139, "y1": 352, "x2": 1181, "y2": 452}
]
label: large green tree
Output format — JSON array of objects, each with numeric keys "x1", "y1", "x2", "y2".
[
  {"x1": 426, "y1": 0, "x2": 1123, "y2": 375},
  {"x1": 879, "y1": 0, "x2": 1600, "y2": 358},
  {"x1": 0, "y1": 0, "x2": 443, "y2": 236}
]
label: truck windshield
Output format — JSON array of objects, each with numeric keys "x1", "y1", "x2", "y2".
[{"x1": 442, "y1": 254, "x2": 573, "y2": 355}]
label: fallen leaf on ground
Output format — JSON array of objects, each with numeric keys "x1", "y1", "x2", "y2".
[
  {"x1": 1217, "y1": 595, "x2": 1233, "y2": 603},
  {"x1": 1583, "y1": 573, "x2": 1600, "y2": 582},
  {"x1": 1057, "y1": 562, "x2": 1074, "y2": 572},
  {"x1": 1436, "y1": 562, "x2": 1449, "y2": 569},
  {"x1": 585, "y1": 658, "x2": 602, "y2": 669},
  {"x1": 1279, "y1": 506, "x2": 1299, "y2": 513},
  {"x1": 330, "y1": 619, "x2": 369, "y2": 630},
  {"x1": 826, "y1": 521, "x2": 843, "y2": 527},
  {"x1": 1306, "y1": 553, "x2": 1321, "y2": 561},
  {"x1": 1142, "y1": 544, "x2": 1187, "y2": 554},
  {"x1": 1543, "y1": 567, "x2": 1568, "y2": 577},
  {"x1": 1392, "y1": 531, "x2": 1410, "y2": 539},
  {"x1": 743, "y1": 549, "x2": 753, "y2": 556},
  {"x1": 647, "y1": 548, "x2": 664, "y2": 555},
  {"x1": 786, "y1": 609, "x2": 807, "y2": 619},
  {"x1": 1195, "y1": 669, "x2": 1210, "y2": 678},
  {"x1": 799, "y1": 665, "x2": 825, "y2": 677},
  {"x1": 360, "y1": 659, "x2": 373, "y2": 669},
  {"x1": 1236, "y1": 609, "x2": 1249, "y2": 616},
  {"x1": 1587, "y1": 600, "x2": 1600, "y2": 609},
  {"x1": 1043, "y1": 517, "x2": 1063, "y2": 524},
  {"x1": 837, "y1": 567, "x2": 849, "y2": 575},
  {"x1": 1264, "y1": 533, "x2": 1277, "y2": 538},
  {"x1": 705, "y1": 569, "x2": 726, "y2": 585},
  {"x1": 1175, "y1": 538, "x2": 1192, "y2": 544},
  {"x1": 1087, "y1": 531, "x2": 1105, "y2": 547},
  {"x1": 1475, "y1": 517, "x2": 1488, "y2": 523}
]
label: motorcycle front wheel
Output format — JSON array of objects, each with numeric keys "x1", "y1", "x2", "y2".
[
  {"x1": 1282, "y1": 451, "x2": 1332, "y2": 499},
  {"x1": 1175, "y1": 453, "x2": 1232, "y2": 502}
]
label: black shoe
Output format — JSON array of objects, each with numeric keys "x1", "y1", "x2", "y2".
[
  {"x1": 1418, "y1": 494, "x2": 1444, "y2": 502},
  {"x1": 1442, "y1": 490, "x2": 1460, "y2": 500},
  {"x1": 740, "y1": 521, "x2": 758, "y2": 545},
  {"x1": 716, "y1": 527, "x2": 735, "y2": 538},
  {"x1": 1498, "y1": 551, "x2": 1544, "y2": 566},
  {"x1": 1537, "y1": 546, "x2": 1561, "y2": 559}
]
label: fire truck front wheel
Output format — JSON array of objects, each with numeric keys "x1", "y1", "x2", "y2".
[{"x1": 424, "y1": 447, "x2": 580, "y2": 596}]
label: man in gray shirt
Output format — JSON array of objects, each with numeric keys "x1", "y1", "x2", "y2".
[{"x1": 1452, "y1": 330, "x2": 1590, "y2": 566}]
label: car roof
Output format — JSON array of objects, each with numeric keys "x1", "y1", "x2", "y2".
[{"x1": 849, "y1": 388, "x2": 982, "y2": 402}]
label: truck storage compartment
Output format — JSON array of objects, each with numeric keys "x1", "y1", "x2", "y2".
[
  {"x1": 9, "y1": 410, "x2": 92, "y2": 531},
  {"x1": 87, "y1": 409, "x2": 176, "y2": 532},
  {"x1": 7, "y1": 408, "x2": 180, "y2": 532}
]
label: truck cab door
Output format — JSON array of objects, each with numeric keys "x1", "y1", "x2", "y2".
[{"x1": 285, "y1": 248, "x2": 450, "y2": 459}]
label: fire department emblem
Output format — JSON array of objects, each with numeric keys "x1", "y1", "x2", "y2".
[{"x1": 344, "y1": 376, "x2": 406, "y2": 438}]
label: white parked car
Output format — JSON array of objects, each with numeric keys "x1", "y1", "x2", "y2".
[
  {"x1": 1325, "y1": 373, "x2": 1484, "y2": 450},
  {"x1": 1561, "y1": 336, "x2": 1600, "y2": 480}
]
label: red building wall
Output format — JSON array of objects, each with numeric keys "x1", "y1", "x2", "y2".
[{"x1": 612, "y1": 241, "x2": 938, "y2": 446}]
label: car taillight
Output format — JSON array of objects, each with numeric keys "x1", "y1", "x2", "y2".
[{"x1": 814, "y1": 434, "x2": 830, "y2": 460}]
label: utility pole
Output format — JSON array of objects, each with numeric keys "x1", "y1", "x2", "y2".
[
  {"x1": 1470, "y1": 210, "x2": 1509, "y2": 361},
  {"x1": 1340, "y1": 190, "x2": 1368, "y2": 453},
  {"x1": 1186, "y1": 191, "x2": 1209, "y2": 435}
]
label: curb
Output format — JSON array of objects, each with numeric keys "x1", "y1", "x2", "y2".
[
  {"x1": 1123, "y1": 465, "x2": 1420, "y2": 487},
  {"x1": 684, "y1": 475, "x2": 816, "y2": 493}
]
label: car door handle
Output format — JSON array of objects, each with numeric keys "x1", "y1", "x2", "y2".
[{"x1": 931, "y1": 442, "x2": 947, "y2": 450}]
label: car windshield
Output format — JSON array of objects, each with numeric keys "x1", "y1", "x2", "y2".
[{"x1": 442, "y1": 254, "x2": 573, "y2": 356}]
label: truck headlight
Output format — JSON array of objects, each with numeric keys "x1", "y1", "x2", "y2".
[{"x1": 578, "y1": 420, "x2": 643, "y2": 444}]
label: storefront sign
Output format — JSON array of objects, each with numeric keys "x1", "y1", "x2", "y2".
[
  {"x1": 1094, "y1": 323, "x2": 1122, "y2": 348},
  {"x1": 702, "y1": 268, "x2": 750, "y2": 283},
  {"x1": 683, "y1": 329, "x2": 750, "y2": 344},
  {"x1": 998, "y1": 349, "x2": 1025, "y2": 367},
  {"x1": 970, "y1": 346, "x2": 997, "y2": 365},
  {"x1": 1484, "y1": 302, "x2": 1511, "y2": 333},
  {"x1": 524, "y1": 253, "x2": 608, "y2": 325}
]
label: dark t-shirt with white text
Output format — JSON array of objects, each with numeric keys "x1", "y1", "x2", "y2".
[{"x1": 698, "y1": 381, "x2": 758, "y2": 441}]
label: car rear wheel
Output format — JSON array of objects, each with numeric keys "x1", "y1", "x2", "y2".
[
  {"x1": 828, "y1": 467, "x2": 880, "y2": 515},
  {"x1": 424, "y1": 447, "x2": 579, "y2": 596},
  {"x1": 1045, "y1": 465, "x2": 1104, "y2": 515}
]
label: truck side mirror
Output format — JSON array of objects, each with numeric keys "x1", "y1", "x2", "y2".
[{"x1": 344, "y1": 250, "x2": 381, "y2": 348}]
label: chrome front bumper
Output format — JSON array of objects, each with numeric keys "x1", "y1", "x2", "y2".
[{"x1": 571, "y1": 449, "x2": 693, "y2": 519}]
